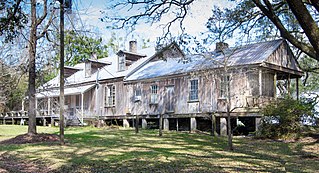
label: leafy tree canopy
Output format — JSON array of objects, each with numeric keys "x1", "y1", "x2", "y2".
[
  {"x1": 0, "y1": 0, "x2": 27, "y2": 42},
  {"x1": 62, "y1": 30, "x2": 109, "y2": 66}
]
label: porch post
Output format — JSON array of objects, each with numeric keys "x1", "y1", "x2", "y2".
[
  {"x1": 81, "y1": 93, "x2": 84, "y2": 124},
  {"x1": 296, "y1": 78, "x2": 299, "y2": 100},
  {"x1": 48, "y1": 97, "x2": 51, "y2": 116},
  {"x1": 287, "y1": 74, "x2": 291, "y2": 96},
  {"x1": 274, "y1": 72, "x2": 277, "y2": 100},
  {"x1": 259, "y1": 69, "x2": 262, "y2": 96},
  {"x1": 95, "y1": 85, "x2": 99, "y2": 115}
]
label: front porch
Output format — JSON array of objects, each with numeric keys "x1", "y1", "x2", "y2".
[{"x1": 35, "y1": 84, "x2": 97, "y2": 126}]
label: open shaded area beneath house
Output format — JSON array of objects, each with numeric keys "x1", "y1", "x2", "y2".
[
  {"x1": 0, "y1": 125, "x2": 318, "y2": 173},
  {"x1": 168, "y1": 118, "x2": 190, "y2": 131}
]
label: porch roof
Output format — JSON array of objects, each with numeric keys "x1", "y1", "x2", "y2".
[{"x1": 36, "y1": 84, "x2": 95, "y2": 98}]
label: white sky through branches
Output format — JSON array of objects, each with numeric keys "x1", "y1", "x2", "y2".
[{"x1": 72, "y1": 0, "x2": 233, "y2": 51}]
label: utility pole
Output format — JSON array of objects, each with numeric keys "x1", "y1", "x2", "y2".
[{"x1": 59, "y1": 0, "x2": 65, "y2": 145}]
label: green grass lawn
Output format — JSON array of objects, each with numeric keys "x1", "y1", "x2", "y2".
[{"x1": 0, "y1": 125, "x2": 318, "y2": 173}]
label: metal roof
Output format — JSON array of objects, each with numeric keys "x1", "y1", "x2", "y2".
[
  {"x1": 39, "y1": 47, "x2": 155, "y2": 90},
  {"x1": 125, "y1": 39, "x2": 286, "y2": 81},
  {"x1": 36, "y1": 84, "x2": 95, "y2": 98}
]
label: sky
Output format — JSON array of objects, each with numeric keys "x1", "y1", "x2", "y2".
[{"x1": 68, "y1": 0, "x2": 234, "y2": 52}]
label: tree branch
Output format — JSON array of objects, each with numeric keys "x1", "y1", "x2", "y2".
[
  {"x1": 37, "y1": 0, "x2": 48, "y2": 26},
  {"x1": 286, "y1": 0, "x2": 319, "y2": 60},
  {"x1": 253, "y1": 0, "x2": 317, "y2": 59}
]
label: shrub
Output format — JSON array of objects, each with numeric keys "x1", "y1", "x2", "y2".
[{"x1": 258, "y1": 97, "x2": 316, "y2": 139}]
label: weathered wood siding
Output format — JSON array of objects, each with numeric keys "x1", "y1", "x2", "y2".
[
  {"x1": 266, "y1": 42, "x2": 299, "y2": 70},
  {"x1": 124, "y1": 67, "x2": 271, "y2": 116},
  {"x1": 101, "y1": 80, "x2": 129, "y2": 116}
]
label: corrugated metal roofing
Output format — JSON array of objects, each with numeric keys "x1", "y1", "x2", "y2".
[
  {"x1": 125, "y1": 39, "x2": 285, "y2": 81},
  {"x1": 36, "y1": 84, "x2": 95, "y2": 98},
  {"x1": 40, "y1": 47, "x2": 155, "y2": 89}
]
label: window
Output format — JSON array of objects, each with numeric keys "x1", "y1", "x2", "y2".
[
  {"x1": 118, "y1": 55, "x2": 125, "y2": 71},
  {"x1": 220, "y1": 75, "x2": 230, "y2": 98},
  {"x1": 189, "y1": 79, "x2": 199, "y2": 101},
  {"x1": 150, "y1": 85, "x2": 158, "y2": 104},
  {"x1": 134, "y1": 88, "x2": 142, "y2": 101},
  {"x1": 105, "y1": 85, "x2": 116, "y2": 107}
]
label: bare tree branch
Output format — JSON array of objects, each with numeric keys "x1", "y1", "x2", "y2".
[{"x1": 252, "y1": 0, "x2": 317, "y2": 59}]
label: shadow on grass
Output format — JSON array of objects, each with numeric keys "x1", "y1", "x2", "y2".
[{"x1": 1, "y1": 127, "x2": 318, "y2": 172}]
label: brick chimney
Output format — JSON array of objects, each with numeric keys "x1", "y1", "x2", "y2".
[
  {"x1": 216, "y1": 42, "x2": 229, "y2": 52},
  {"x1": 129, "y1": 40, "x2": 137, "y2": 53}
]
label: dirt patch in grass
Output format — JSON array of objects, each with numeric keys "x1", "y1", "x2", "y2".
[
  {"x1": 0, "y1": 154, "x2": 52, "y2": 173},
  {"x1": 0, "y1": 133, "x2": 59, "y2": 145}
]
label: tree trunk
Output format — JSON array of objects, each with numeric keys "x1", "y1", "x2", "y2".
[
  {"x1": 286, "y1": 0, "x2": 319, "y2": 59},
  {"x1": 59, "y1": 0, "x2": 65, "y2": 145},
  {"x1": 28, "y1": 0, "x2": 37, "y2": 135},
  {"x1": 159, "y1": 114, "x2": 163, "y2": 136},
  {"x1": 226, "y1": 75, "x2": 233, "y2": 151},
  {"x1": 227, "y1": 105, "x2": 233, "y2": 151},
  {"x1": 135, "y1": 114, "x2": 139, "y2": 133},
  {"x1": 211, "y1": 113, "x2": 216, "y2": 137}
]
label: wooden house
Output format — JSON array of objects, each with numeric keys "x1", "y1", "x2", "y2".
[
  {"x1": 123, "y1": 39, "x2": 302, "y2": 135},
  {"x1": 35, "y1": 41, "x2": 154, "y2": 126},
  {"x1": 2, "y1": 39, "x2": 301, "y2": 135}
]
